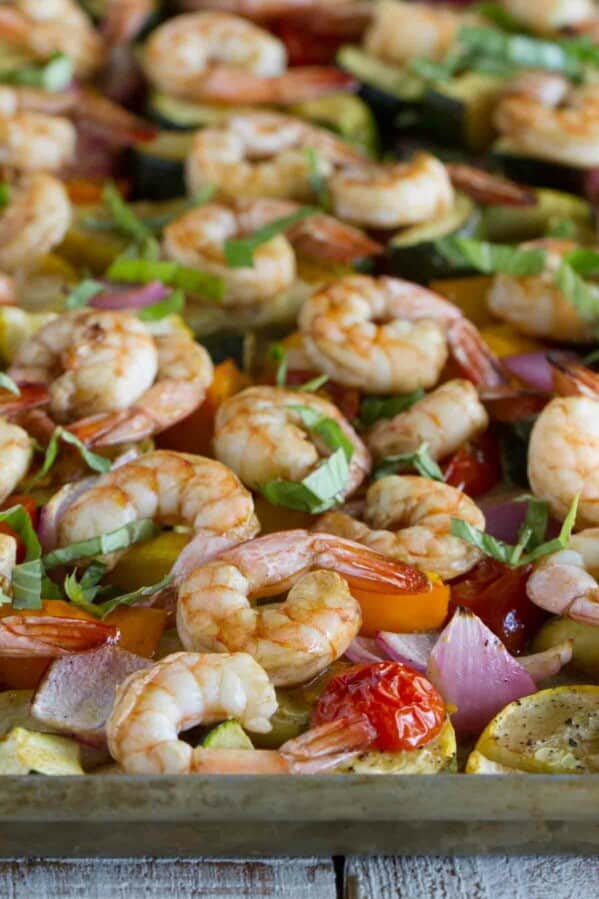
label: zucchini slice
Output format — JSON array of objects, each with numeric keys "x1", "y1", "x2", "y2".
[
  {"x1": 492, "y1": 138, "x2": 589, "y2": 195},
  {"x1": 289, "y1": 94, "x2": 379, "y2": 157},
  {"x1": 422, "y1": 72, "x2": 504, "y2": 153},
  {"x1": 483, "y1": 188, "x2": 595, "y2": 243},
  {"x1": 202, "y1": 720, "x2": 254, "y2": 750},
  {"x1": 336, "y1": 718, "x2": 456, "y2": 774},
  {"x1": 336, "y1": 46, "x2": 425, "y2": 103},
  {"x1": 387, "y1": 193, "x2": 482, "y2": 283},
  {"x1": 128, "y1": 131, "x2": 195, "y2": 200},
  {"x1": 147, "y1": 91, "x2": 258, "y2": 130}
]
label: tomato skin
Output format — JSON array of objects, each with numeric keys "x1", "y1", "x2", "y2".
[
  {"x1": 312, "y1": 661, "x2": 446, "y2": 752},
  {"x1": 443, "y1": 432, "x2": 500, "y2": 498},
  {"x1": 449, "y1": 558, "x2": 547, "y2": 654},
  {"x1": 274, "y1": 20, "x2": 343, "y2": 65}
]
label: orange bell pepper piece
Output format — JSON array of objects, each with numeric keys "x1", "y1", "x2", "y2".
[
  {"x1": 351, "y1": 578, "x2": 450, "y2": 637},
  {"x1": 157, "y1": 358, "x2": 250, "y2": 455},
  {"x1": 65, "y1": 178, "x2": 131, "y2": 205},
  {"x1": 0, "y1": 600, "x2": 166, "y2": 689}
]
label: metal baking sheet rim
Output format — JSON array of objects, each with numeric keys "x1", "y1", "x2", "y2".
[{"x1": 1, "y1": 775, "x2": 598, "y2": 857}]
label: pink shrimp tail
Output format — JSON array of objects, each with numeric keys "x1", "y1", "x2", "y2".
[
  {"x1": 281, "y1": 715, "x2": 376, "y2": 772},
  {"x1": 0, "y1": 615, "x2": 119, "y2": 658},
  {"x1": 549, "y1": 356, "x2": 599, "y2": 399},
  {"x1": 313, "y1": 534, "x2": 429, "y2": 594},
  {"x1": 0, "y1": 383, "x2": 49, "y2": 417},
  {"x1": 447, "y1": 318, "x2": 506, "y2": 389},
  {"x1": 446, "y1": 163, "x2": 536, "y2": 207},
  {"x1": 288, "y1": 215, "x2": 382, "y2": 264}
]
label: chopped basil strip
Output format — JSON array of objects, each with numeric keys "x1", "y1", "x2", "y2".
[
  {"x1": 268, "y1": 344, "x2": 288, "y2": 387},
  {"x1": 515, "y1": 496, "x2": 550, "y2": 553},
  {"x1": 435, "y1": 237, "x2": 547, "y2": 276},
  {"x1": 0, "y1": 506, "x2": 41, "y2": 562},
  {"x1": 43, "y1": 519, "x2": 158, "y2": 569},
  {"x1": 450, "y1": 493, "x2": 579, "y2": 567},
  {"x1": 137, "y1": 289, "x2": 185, "y2": 322},
  {"x1": 261, "y1": 447, "x2": 350, "y2": 514},
  {"x1": 0, "y1": 183, "x2": 10, "y2": 209},
  {"x1": 65, "y1": 279, "x2": 104, "y2": 310},
  {"x1": 458, "y1": 26, "x2": 582, "y2": 79},
  {"x1": 0, "y1": 372, "x2": 20, "y2": 396},
  {"x1": 296, "y1": 373, "x2": 329, "y2": 393},
  {"x1": 290, "y1": 405, "x2": 355, "y2": 461},
  {"x1": 0, "y1": 588, "x2": 11, "y2": 606},
  {"x1": 0, "y1": 53, "x2": 73, "y2": 91},
  {"x1": 106, "y1": 257, "x2": 224, "y2": 302},
  {"x1": 555, "y1": 261, "x2": 599, "y2": 335},
  {"x1": 93, "y1": 574, "x2": 172, "y2": 619},
  {"x1": 102, "y1": 182, "x2": 154, "y2": 244},
  {"x1": 140, "y1": 186, "x2": 216, "y2": 232},
  {"x1": 305, "y1": 147, "x2": 332, "y2": 211},
  {"x1": 11, "y1": 559, "x2": 43, "y2": 610},
  {"x1": 358, "y1": 389, "x2": 424, "y2": 427},
  {"x1": 28, "y1": 428, "x2": 111, "y2": 487},
  {"x1": 475, "y1": 2, "x2": 526, "y2": 32},
  {"x1": 224, "y1": 207, "x2": 316, "y2": 268},
  {"x1": 373, "y1": 442, "x2": 444, "y2": 482}
]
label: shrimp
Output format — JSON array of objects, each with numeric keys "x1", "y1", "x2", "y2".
[
  {"x1": 0, "y1": 614, "x2": 118, "y2": 657},
  {"x1": 316, "y1": 475, "x2": 485, "y2": 580},
  {"x1": 487, "y1": 239, "x2": 597, "y2": 344},
  {"x1": 0, "y1": 108, "x2": 75, "y2": 173},
  {"x1": 213, "y1": 385, "x2": 370, "y2": 498},
  {"x1": 0, "y1": 174, "x2": 71, "y2": 272},
  {"x1": 0, "y1": 534, "x2": 16, "y2": 596},
  {"x1": 499, "y1": 0, "x2": 596, "y2": 34},
  {"x1": 9, "y1": 310, "x2": 213, "y2": 446},
  {"x1": 298, "y1": 275, "x2": 503, "y2": 394},
  {"x1": 106, "y1": 651, "x2": 374, "y2": 774},
  {"x1": 176, "y1": 530, "x2": 427, "y2": 685},
  {"x1": 329, "y1": 153, "x2": 455, "y2": 230},
  {"x1": 179, "y1": 0, "x2": 355, "y2": 20},
  {"x1": 526, "y1": 531, "x2": 599, "y2": 625},
  {"x1": 0, "y1": 0, "x2": 106, "y2": 78},
  {"x1": 363, "y1": 0, "x2": 461, "y2": 65},
  {"x1": 142, "y1": 12, "x2": 354, "y2": 104},
  {"x1": 495, "y1": 82, "x2": 599, "y2": 168},
  {"x1": 0, "y1": 417, "x2": 32, "y2": 503},
  {"x1": 56, "y1": 449, "x2": 259, "y2": 550},
  {"x1": 185, "y1": 110, "x2": 364, "y2": 203},
  {"x1": 367, "y1": 379, "x2": 489, "y2": 463}
]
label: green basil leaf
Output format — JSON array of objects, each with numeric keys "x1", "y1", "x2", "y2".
[
  {"x1": 92, "y1": 573, "x2": 172, "y2": 619},
  {"x1": 305, "y1": 147, "x2": 332, "y2": 211},
  {"x1": 475, "y1": 2, "x2": 528, "y2": 32},
  {"x1": 268, "y1": 343, "x2": 288, "y2": 387},
  {"x1": 11, "y1": 559, "x2": 43, "y2": 610},
  {"x1": 0, "y1": 53, "x2": 73, "y2": 91},
  {"x1": 28, "y1": 428, "x2": 111, "y2": 487},
  {"x1": 373, "y1": 442, "x2": 444, "y2": 482},
  {"x1": 103, "y1": 182, "x2": 153, "y2": 244},
  {"x1": 459, "y1": 26, "x2": 582, "y2": 79},
  {"x1": 224, "y1": 207, "x2": 316, "y2": 268},
  {"x1": 410, "y1": 50, "x2": 462, "y2": 82},
  {"x1": 0, "y1": 372, "x2": 20, "y2": 396},
  {"x1": 290, "y1": 405, "x2": 354, "y2": 461},
  {"x1": 140, "y1": 187, "x2": 216, "y2": 233},
  {"x1": 435, "y1": 237, "x2": 547, "y2": 275},
  {"x1": 41, "y1": 574, "x2": 63, "y2": 600},
  {"x1": 295, "y1": 373, "x2": 329, "y2": 393},
  {"x1": 137, "y1": 289, "x2": 185, "y2": 322},
  {"x1": 43, "y1": 519, "x2": 158, "y2": 569},
  {"x1": 564, "y1": 248, "x2": 599, "y2": 277},
  {"x1": 520, "y1": 492, "x2": 579, "y2": 564},
  {"x1": 0, "y1": 588, "x2": 12, "y2": 606},
  {"x1": 555, "y1": 261, "x2": 599, "y2": 334},
  {"x1": 0, "y1": 183, "x2": 10, "y2": 209},
  {"x1": 65, "y1": 278, "x2": 104, "y2": 310},
  {"x1": 450, "y1": 518, "x2": 514, "y2": 564},
  {"x1": 106, "y1": 256, "x2": 224, "y2": 302},
  {"x1": 514, "y1": 495, "x2": 549, "y2": 551},
  {"x1": 0, "y1": 506, "x2": 41, "y2": 561},
  {"x1": 358, "y1": 389, "x2": 424, "y2": 427},
  {"x1": 261, "y1": 447, "x2": 349, "y2": 514}
]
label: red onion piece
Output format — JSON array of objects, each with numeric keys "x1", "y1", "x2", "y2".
[
  {"x1": 477, "y1": 499, "x2": 561, "y2": 544},
  {"x1": 519, "y1": 640, "x2": 573, "y2": 682},
  {"x1": 90, "y1": 281, "x2": 169, "y2": 311},
  {"x1": 345, "y1": 636, "x2": 386, "y2": 664},
  {"x1": 502, "y1": 351, "x2": 577, "y2": 394},
  {"x1": 427, "y1": 607, "x2": 536, "y2": 735},
  {"x1": 376, "y1": 630, "x2": 439, "y2": 673},
  {"x1": 31, "y1": 645, "x2": 150, "y2": 747},
  {"x1": 584, "y1": 168, "x2": 599, "y2": 205},
  {"x1": 38, "y1": 476, "x2": 99, "y2": 553}
]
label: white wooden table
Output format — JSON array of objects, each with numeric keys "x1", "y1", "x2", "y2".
[{"x1": 2, "y1": 856, "x2": 596, "y2": 898}]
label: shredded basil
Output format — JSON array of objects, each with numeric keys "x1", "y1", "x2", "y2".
[
  {"x1": 43, "y1": 519, "x2": 158, "y2": 569},
  {"x1": 305, "y1": 147, "x2": 332, "y2": 211},
  {"x1": 555, "y1": 261, "x2": 599, "y2": 336},
  {"x1": 297, "y1": 373, "x2": 329, "y2": 393},
  {"x1": 0, "y1": 184, "x2": 10, "y2": 209},
  {"x1": 290, "y1": 405, "x2": 355, "y2": 462},
  {"x1": 268, "y1": 344, "x2": 288, "y2": 387},
  {"x1": 0, "y1": 505, "x2": 43, "y2": 609},
  {"x1": 137, "y1": 289, "x2": 185, "y2": 322},
  {"x1": 0, "y1": 53, "x2": 73, "y2": 91},
  {"x1": 0, "y1": 372, "x2": 20, "y2": 396},
  {"x1": 65, "y1": 279, "x2": 104, "y2": 310},
  {"x1": 261, "y1": 447, "x2": 350, "y2": 514},
  {"x1": 106, "y1": 256, "x2": 224, "y2": 302},
  {"x1": 435, "y1": 236, "x2": 547, "y2": 276},
  {"x1": 28, "y1": 428, "x2": 111, "y2": 487},
  {"x1": 358, "y1": 389, "x2": 424, "y2": 428},
  {"x1": 373, "y1": 442, "x2": 444, "y2": 482},
  {"x1": 224, "y1": 207, "x2": 316, "y2": 268}
]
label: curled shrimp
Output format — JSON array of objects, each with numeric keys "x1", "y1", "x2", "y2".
[
  {"x1": 363, "y1": 0, "x2": 462, "y2": 65},
  {"x1": 55, "y1": 449, "x2": 259, "y2": 550},
  {"x1": 0, "y1": 106, "x2": 75, "y2": 173},
  {"x1": 0, "y1": 0, "x2": 106, "y2": 78},
  {"x1": 367, "y1": 379, "x2": 489, "y2": 463},
  {"x1": 0, "y1": 417, "x2": 32, "y2": 503},
  {"x1": 213, "y1": 385, "x2": 370, "y2": 498},
  {"x1": 185, "y1": 110, "x2": 364, "y2": 203},
  {"x1": 9, "y1": 310, "x2": 213, "y2": 446},
  {"x1": 0, "y1": 174, "x2": 71, "y2": 272},
  {"x1": 106, "y1": 650, "x2": 374, "y2": 774},
  {"x1": 143, "y1": 11, "x2": 354, "y2": 104},
  {"x1": 488, "y1": 239, "x2": 597, "y2": 344},
  {"x1": 298, "y1": 275, "x2": 503, "y2": 394},
  {"x1": 495, "y1": 81, "x2": 599, "y2": 168},
  {"x1": 527, "y1": 530, "x2": 599, "y2": 625},
  {"x1": 316, "y1": 475, "x2": 485, "y2": 580},
  {"x1": 329, "y1": 153, "x2": 455, "y2": 230},
  {"x1": 499, "y1": 0, "x2": 596, "y2": 34},
  {"x1": 0, "y1": 534, "x2": 16, "y2": 596},
  {"x1": 177, "y1": 530, "x2": 427, "y2": 685}
]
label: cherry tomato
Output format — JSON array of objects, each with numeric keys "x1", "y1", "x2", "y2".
[
  {"x1": 449, "y1": 558, "x2": 547, "y2": 654},
  {"x1": 0, "y1": 494, "x2": 39, "y2": 564},
  {"x1": 274, "y1": 19, "x2": 343, "y2": 65},
  {"x1": 443, "y1": 432, "x2": 500, "y2": 498},
  {"x1": 312, "y1": 661, "x2": 446, "y2": 752}
]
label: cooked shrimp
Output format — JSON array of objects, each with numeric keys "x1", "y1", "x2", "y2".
[
  {"x1": 487, "y1": 239, "x2": 597, "y2": 344},
  {"x1": 299, "y1": 275, "x2": 503, "y2": 394},
  {"x1": 56, "y1": 450, "x2": 259, "y2": 551},
  {"x1": 143, "y1": 11, "x2": 354, "y2": 104},
  {"x1": 0, "y1": 534, "x2": 16, "y2": 596},
  {"x1": 499, "y1": 0, "x2": 596, "y2": 33},
  {"x1": 0, "y1": 174, "x2": 71, "y2": 272},
  {"x1": 213, "y1": 385, "x2": 370, "y2": 498},
  {"x1": 0, "y1": 108, "x2": 75, "y2": 173},
  {"x1": 329, "y1": 153, "x2": 454, "y2": 229},
  {"x1": 9, "y1": 310, "x2": 213, "y2": 445},
  {"x1": 0, "y1": 0, "x2": 106, "y2": 78},
  {"x1": 527, "y1": 533, "x2": 599, "y2": 625},
  {"x1": 495, "y1": 82, "x2": 599, "y2": 168},
  {"x1": 367, "y1": 379, "x2": 489, "y2": 463},
  {"x1": 0, "y1": 417, "x2": 32, "y2": 503},
  {"x1": 179, "y1": 0, "x2": 354, "y2": 20},
  {"x1": 186, "y1": 110, "x2": 364, "y2": 202},
  {"x1": 316, "y1": 475, "x2": 485, "y2": 580},
  {"x1": 177, "y1": 529, "x2": 427, "y2": 685},
  {"x1": 364, "y1": 0, "x2": 461, "y2": 65}
]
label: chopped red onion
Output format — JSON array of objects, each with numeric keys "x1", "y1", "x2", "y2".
[
  {"x1": 345, "y1": 637, "x2": 386, "y2": 664},
  {"x1": 477, "y1": 499, "x2": 561, "y2": 544},
  {"x1": 376, "y1": 630, "x2": 439, "y2": 673},
  {"x1": 502, "y1": 351, "x2": 577, "y2": 394},
  {"x1": 90, "y1": 282, "x2": 169, "y2": 311}
]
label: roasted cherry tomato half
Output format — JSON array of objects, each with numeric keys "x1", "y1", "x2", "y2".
[
  {"x1": 449, "y1": 558, "x2": 547, "y2": 654},
  {"x1": 443, "y1": 432, "x2": 500, "y2": 498},
  {"x1": 312, "y1": 661, "x2": 446, "y2": 752}
]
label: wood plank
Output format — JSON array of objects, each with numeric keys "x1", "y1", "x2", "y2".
[
  {"x1": 344, "y1": 856, "x2": 599, "y2": 899},
  {"x1": 0, "y1": 857, "x2": 337, "y2": 899}
]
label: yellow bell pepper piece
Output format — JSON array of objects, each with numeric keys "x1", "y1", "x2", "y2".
[
  {"x1": 106, "y1": 531, "x2": 190, "y2": 593},
  {"x1": 479, "y1": 323, "x2": 544, "y2": 358},
  {"x1": 430, "y1": 276, "x2": 495, "y2": 328}
]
